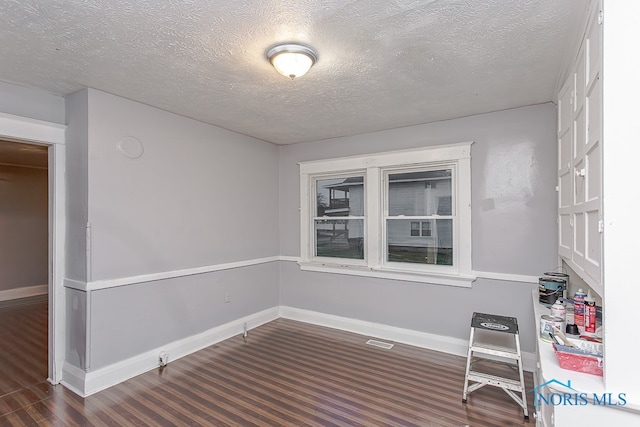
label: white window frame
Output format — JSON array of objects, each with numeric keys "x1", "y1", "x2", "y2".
[
  {"x1": 299, "y1": 142, "x2": 475, "y2": 287},
  {"x1": 383, "y1": 165, "x2": 456, "y2": 276},
  {"x1": 311, "y1": 172, "x2": 367, "y2": 265}
]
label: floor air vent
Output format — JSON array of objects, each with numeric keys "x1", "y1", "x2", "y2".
[{"x1": 365, "y1": 339, "x2": 394, "y2": 350}]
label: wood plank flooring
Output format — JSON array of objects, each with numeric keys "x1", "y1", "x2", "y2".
[
  {"x1": 0, "y1": 298, "x2": 534, "y2": 426},
  {"x1": 0, "y1": 296, "x2": 49, "y2": 401}
]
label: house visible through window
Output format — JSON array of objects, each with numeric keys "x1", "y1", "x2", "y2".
[
  {"x1": 387, "y1": 169, "x2": 452, "y2": 266},
  {"x1": 299, "y1": 142, "x2": 474, "y2": 287},
  {"x1": 314, "y1": 176, "x2": 364, "y2": 259}
]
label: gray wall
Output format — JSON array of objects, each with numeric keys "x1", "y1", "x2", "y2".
[
  {"x1": 86, "y1": 89, "x2": 280, "y2": 280},
  {"x1": 5, "y1": 80, "x2": 556, "y2": 372},
  {"x1": 1, "y1": 79, "x2": 558, "y2": 378},
  {"x1": 67, "y1": 89, "x2": 281, "y2": 371},
  {"x1": 278, "y1": 104, "x2": 558, "y2": 352},
  {"x1": 90, "y1": 263, "x2": 279, "y2": 368},
  {"x1": 0, "y1": 165, "x2": 48, "y2": 291},
  {"x1": 0, "y1": 81, "x2": 65, "y2": 293},
  {"x1": 66, "y1": 288, "x2": 87, "y2": 369},
  {"x1": 65, "y1": 89, "x2": 90, "y2": 282},
  {"x1": 64, "y1": 89, "x2": 91, "y2": 369},
  {"x1": 0, "y1": 81, "x2": 65, "y2": 124}
]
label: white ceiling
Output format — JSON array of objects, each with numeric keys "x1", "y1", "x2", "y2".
[{"x1": 0, "y1": 0, "x2": 586, "y2": 145}]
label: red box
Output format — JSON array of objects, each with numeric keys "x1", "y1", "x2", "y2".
[{"x1": 552, "y1": 343, "x2": 603, "y2": 376}]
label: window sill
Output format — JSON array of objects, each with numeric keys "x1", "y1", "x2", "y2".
[{"x1": 298, "y1": 261, "x2": 476, "y2": 287}]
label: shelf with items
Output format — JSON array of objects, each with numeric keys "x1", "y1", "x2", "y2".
[{"x1": 532, "y1": 290, "x2": 605, "y2": 395}]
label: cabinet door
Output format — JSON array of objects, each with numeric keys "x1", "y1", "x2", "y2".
[
  {"x1": 582, "y1": 10, "x2": 603, "y2": 283},
  {"x1": 534, "y1": 367, "x2": 554, "y2": 427},
  {"x1": 557, "y1": 3, "x2": 603, "y2": 293},
  {"x1": 572, "y1": 49, "x2": 587, "y2": 268},
  {"x1": 558, "y1": 77, "x2": 573, "y2": 260}
]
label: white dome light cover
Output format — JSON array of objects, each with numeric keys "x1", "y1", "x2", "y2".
[{"x1": 266, "y1": 44, "x2": 317, "y2": 79}]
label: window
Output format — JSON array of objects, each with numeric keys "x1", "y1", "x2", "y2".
[
  {"x1": 422, "y1": 221, "x2": 432, "y2": 237},
  {"x1": 386, "y1": 169, "x2": 451, "y2": 266},
  {"x1": 410, "y1": 221, "x2": 432, "y2": 237},
  {"x1": 314, "y1": 176, "x2": 364, "y2": 260},
  {"x1": 299, "y1": 142, "x2": 474, "y2": 287}
]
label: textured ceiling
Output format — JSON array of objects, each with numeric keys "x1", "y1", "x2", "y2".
[{"x1": 0, "y1": 0, "x2": 586, "y2": 145}]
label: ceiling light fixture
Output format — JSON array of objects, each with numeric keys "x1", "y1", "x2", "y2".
[{"x1": 266, "y1": 43, "x2": 317, "y2": 79}]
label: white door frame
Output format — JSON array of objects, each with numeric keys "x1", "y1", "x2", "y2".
[{"x1": 0, "y1": 112, "x2": 66, "y2": 384}]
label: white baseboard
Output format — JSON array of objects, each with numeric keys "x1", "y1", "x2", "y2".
[
  {"x1": 63, "y1": 304, "x2": 536, "y2": 396},
  {"x1": 60, "y1": 362, "x2": 88, "y2": 396},
  {"x1": 279, "y1": 306, "x2": 537, "y2": 372},
  {"x1": 64, "y1": 307, "x2": 280, "y2": 397},
  {"x1": 0, "y1": 284, "x2": 47, "y2": 302}
]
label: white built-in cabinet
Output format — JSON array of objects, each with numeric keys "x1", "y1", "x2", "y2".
[
  {"x1": 538, "y1": 2, "x2": 640, "y2": 425},
  {"x1": 557, "y1": 2, "x2": 603, "y2": 296}
]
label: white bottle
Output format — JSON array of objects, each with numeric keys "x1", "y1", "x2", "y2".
[{"x1": 550, "y1": 299, "x2": 566, "y2": 323}]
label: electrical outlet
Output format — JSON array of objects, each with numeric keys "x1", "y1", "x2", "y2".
[
  {"x1": 224, "y1": 291, "x2": 231, "y2": 303},
  {"x1": 159, "y1": 351, "x2": 169, "y2": 367}
]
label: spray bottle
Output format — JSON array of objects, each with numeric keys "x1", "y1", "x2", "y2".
[
  {"x1": 550, "y1": 299, "x2": 566, "y2": 323},
  {"x1": 573, "y1": 288, "x2": 587, "y2": 328},
  {"x1": 584, "y1": 290, "x2": 597, "y2": 334}
]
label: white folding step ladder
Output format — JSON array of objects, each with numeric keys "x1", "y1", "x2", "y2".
[{"x1": 462, "y1": 312, "x2": 529, "y2": 421}]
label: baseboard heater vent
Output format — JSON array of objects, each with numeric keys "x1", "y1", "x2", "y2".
[{"x1": 365, "y1": 339, "x2": 394, "y2": 350}]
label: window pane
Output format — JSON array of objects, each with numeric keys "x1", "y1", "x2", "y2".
[
  {"x1": 410, "y1": 221, "x2": 420, "y2": 236},
  {"x1": 388, "y1": 170, "x2": 451, "y2": 216},
  {"x1": 436, "y1": 196, "x2": 452, "y2": 216},
  {"x1": 316, "y1": 176, "x2": 364, "y2": 217},
  {"x1": 387, "y1": 219, "x2": 453, "y2": 265},
  {"x1": 421, "y1": 221, "x2": 431, "y2": 237},
  {"x1": 315, "y1": 219, "x2": 364, "y2": 259}
]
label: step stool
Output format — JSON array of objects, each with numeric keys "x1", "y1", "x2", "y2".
[{"x1": 462, "y1": 312, "x2": 529, "y2": 421}]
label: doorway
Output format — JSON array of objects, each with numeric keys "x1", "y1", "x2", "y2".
[
  {"x1": 0, "y1": 140, "x2": 48, "y2": 298},
  {"x1": 0, "y1": 140, "x2": 49, "y2": 398},
  {"x1": 0, "y1": 114, "x2": 66, "y2": 385}
]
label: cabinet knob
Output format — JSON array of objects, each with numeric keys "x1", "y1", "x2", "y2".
[{"x1": 575, "y1": 168, "x2": 586, "y2": 177}]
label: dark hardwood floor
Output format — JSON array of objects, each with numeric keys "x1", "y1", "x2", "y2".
[
  {"x1": 0, "y1": 297, "x2": 534, "y2": 426},
  {"x1": 0, "y1": 296, "x2": 49, "y2": 406}
]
